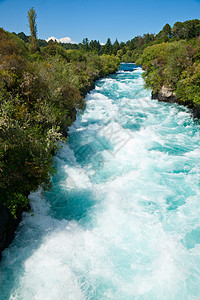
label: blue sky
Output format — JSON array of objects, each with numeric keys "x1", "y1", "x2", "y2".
[{"x1": 0, "y1": 0, "x2": 200, "y2": 44}]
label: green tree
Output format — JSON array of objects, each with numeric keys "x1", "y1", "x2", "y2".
[
  {"x1": 163, "y1": 23, "x2": 172, "y2": 38},
  {"x1": 17, "y1": 32, "x2": 29, "y2": 43},
  {"x1": 183, "y1": 19, "x2": 200, "y2": 39},
  {"x1": 113, "y1": 39, "x2": 120, "y2": 55},
  {"x1": 172, "y1": 22, "x2": 184, "y2": 39},
  {"x1": 89, "y1": 40, "x2": 101, "y2": 53},
  {"x1": 27, "y1": 7, "x2": 40, "y2": 53},
  {"x1": 82, "y1": 38, "x2": 89, "y2": 51},
  {"x1": 104, "y1": 38, "x2": 113, "y2": 54}
]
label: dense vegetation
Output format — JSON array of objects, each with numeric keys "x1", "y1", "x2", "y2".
[
  {"x1": 16, "y1": 19, "x2": 199, "y2": 62},
  {"x1": 130, "y1": 20, "x2": 200, "y2": 107},
  {"x1": 136, "y1": 38, "x2": 200, "y2": 106},
  {"x1": 16, "y1": 19, "x2": 200, "y2": 109},
  {"x1": 0, "y1": 25, "x2": 119, "y2": 216}
]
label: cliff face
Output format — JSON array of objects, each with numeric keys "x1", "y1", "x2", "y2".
[
  {"x1": 152, "y1": 86, "x2": 200, "y2": 119},
  {"x1": 0, "y1": 204, "x2": 23, "y2": 261}
]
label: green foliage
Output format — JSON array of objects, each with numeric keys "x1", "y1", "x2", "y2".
[
  {"x1": 100, "y1": 54, "x2": 120, "y2": 76},
  {"x1": 5, "y1": 193, "x2": 30, "y2": 218},
  {"x1": 116, "y1": 19, "x2": 200, "y2": 63},
  {"x1": 15, "y1": 32, "x2": 30, "y2": 43},
  {"x1": 89, "y1": 40, "x2": 101, "y2": 54},
  {"x1": 176, "y1": 63, "x2": 200, "y2": 104},
  {"x1": 104, "y1": 38, "x2": 113, "y2": 55},
  {"x1": 0, "y1": 27, "x2": 119, "y2": 217},
  {"x1": 163, "y1": 24, "x2": 172, "y2": 36},
  {"x1": 130, "y1": 20, "x2": 199, "y2": 107},
  {"x1": 138, "y1": 37, "x2": 200, "y2": 106},
  {"x1": 112, "y1": 39, "x2": 120, "y2": 55},
  {"x1": 172, "y1": 20, "x2": 200, "y2": 40},
  {"x1": 15, "y1": 18, "x2": 200, "y2": 64}
]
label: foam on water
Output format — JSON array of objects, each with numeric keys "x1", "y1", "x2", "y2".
[{"x1": 0, "y1": 63, "x2": 200, "y2": 300}]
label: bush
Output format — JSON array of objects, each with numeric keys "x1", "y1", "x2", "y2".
[
  {"x1": 138, "y1": 37, "x2": 200, "y2": 106},
  {"x1": 0, "y1": 28, "x2": 120, "y2": 216}
]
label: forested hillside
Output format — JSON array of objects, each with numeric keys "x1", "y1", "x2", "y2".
[{"x1": 16, "y1": 19, "x2": 200, "y2": 110}]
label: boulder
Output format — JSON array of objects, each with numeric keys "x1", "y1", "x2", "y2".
[{"x1": 152, "y1": 86, "x2": 176, "y2": 103}]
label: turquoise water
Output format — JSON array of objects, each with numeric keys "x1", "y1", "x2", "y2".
[{"x1": 1, "y1": 63, "x2": 200, "y2": 299}]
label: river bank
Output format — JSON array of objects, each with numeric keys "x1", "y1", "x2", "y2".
[
  {"x1": 0, "y1": 68, "x2": 119, "y2": 261},
  {"x1": 0, "y1": 27, "x2": 119, "y2": 259},
  {"x1": 152, "y1": 87, "x2": 200, "y2": 119}
]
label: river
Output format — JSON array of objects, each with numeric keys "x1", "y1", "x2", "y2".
[{"x1": 0, "y1": 63, "x2": 200, "y2": 299}]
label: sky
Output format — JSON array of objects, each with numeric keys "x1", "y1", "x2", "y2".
[{"x1": 0, "y1": 0, "x2": 200, "y2": 44}]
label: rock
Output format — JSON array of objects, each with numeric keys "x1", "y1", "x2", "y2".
[
  {"x1": 0, "y1": 204, "x2": 8, "y2": 260},
  {"x1": 152, "y1": 86, "x2": 200, "y2": 119},
  {"x1": 152, "y1": 86, "x2": 177, "y2": 103},
  {"x1": 193, "y1": 104, "x2": 200, "y2": 119},
  {"x1": 0, "y1": 204, "x2": 23, "y2": 261}
]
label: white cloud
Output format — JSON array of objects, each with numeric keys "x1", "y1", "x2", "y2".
[
  {"x1": 101, "y1": 42, "x2": 105, "y2": 46},
  {"x1": 46, "y1": 36, "x2": 76, "y2": 44}
]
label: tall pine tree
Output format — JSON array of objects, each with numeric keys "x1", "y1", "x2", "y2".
[{"x1": 27, "y1": 7, "x2": 40, "y2": 53}]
